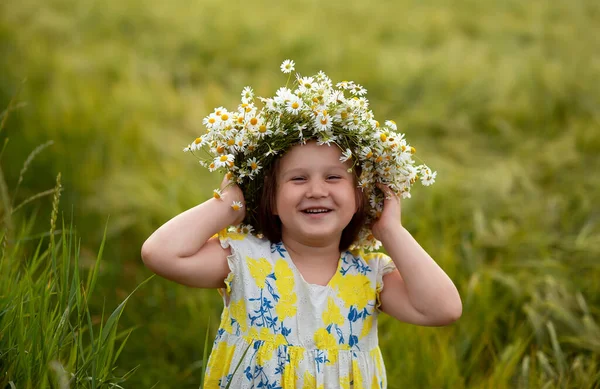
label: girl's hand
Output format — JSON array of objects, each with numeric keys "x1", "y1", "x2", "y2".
[
  {"x1": 219, "y1": 175, "x2": 246, "y2": 225},
  {"x1": 370, "y1": 183, "x2": 402, "y2": 242}
]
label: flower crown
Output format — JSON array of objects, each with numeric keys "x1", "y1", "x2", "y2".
[{"x1": 184, "y1": 59, "x2": 436, "y2": 251}]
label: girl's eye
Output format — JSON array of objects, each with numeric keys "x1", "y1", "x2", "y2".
[
  {"x1": 291, "y1": 177, "x2": 306, "y2": 181},
  {"x1": 327, "y1": 176, "x2": 342, "y2": 180}
]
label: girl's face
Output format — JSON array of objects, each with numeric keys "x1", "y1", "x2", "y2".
[{"x1": 274, "y1": 141, "x2": 359, "y2": 246}]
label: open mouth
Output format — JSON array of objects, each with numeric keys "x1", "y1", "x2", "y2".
[{"x1": 301, "y1": 208, "x2": 332, "y2": 214}]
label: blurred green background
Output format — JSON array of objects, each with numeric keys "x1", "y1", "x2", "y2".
[{"x1": 2, "y1": 0, "x2": 600, "y2": 387}]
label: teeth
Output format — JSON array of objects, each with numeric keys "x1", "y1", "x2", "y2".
[{"x1": 304, "y1": 209, "x2": 330, "y2": 214}]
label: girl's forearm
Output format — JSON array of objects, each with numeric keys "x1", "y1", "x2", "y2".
[
  {"x1": 380, "y1": 227, "x2": 461, "y2": 318},
  {"x1": 142, "y1": 195, "x2": 239, "y2": 259}
]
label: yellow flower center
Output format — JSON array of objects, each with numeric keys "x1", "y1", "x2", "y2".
[
  {"x1": 209, "y1": 163, "x2": 215, "y2": 169},
  {"x1": 321, "y1": 118, "x2": 328, "y2": 125},
  {"x1": 375, "y1": 121, "x2": 380, "y2": 128},
  {"x1": 217, "y1": 145, "x2": 225, "y2": 153},
  {"x1": 226, "y1": 172, "x2": 233, "y2": 180},
  {"x1": 401, "y1": 145, "x2": 406, "y2": 151},
  {"x1": 227, "y1": 139, "x2": 235, "y2": 146},
  {"x1": 251, "y1": 162, "x2": 258, "y2": 170},
  {"x1": 375, "y1": 156, "x2": 383, "y2": 163},
  {"x1": 259, "y1": 125, "x2": 267, "y2": 133},
  {"x1": 250, "y1": 117, "x2": 258, "y2": 125},
  {"x1": 232, "y1": 204, "x2": 241, "y2": 211},
  {"x1": 213, "y1": 192, "x2": 221, "y2": 199},
  {"x1": 291, "y1": 102, "x2": 299, "y2": 109},
  {"x1": 380, "y1": 133, "x2": 387, "y2": 142},
  {"x1": 221, "y1": 114, "x2": 229, "y2": 121},
  {"x1": 209, "y1": 118, "x2": 216, "y2": 124},
  {"x1": 194, "y1": 137, "x2": 202, "y2": 144},
  {"x1": 220, "y1": 155, "x2": 228, "y2": 162},
  {"x1": 411, "y1": 146, "x2": 416, "y2": 154},
  {"x1": 365, "y1": 151, "x2": 373, "y2": 159}
]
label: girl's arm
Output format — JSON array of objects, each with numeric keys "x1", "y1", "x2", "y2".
[
  {"x1": 141, "y1": 181, "x2": 245, "y2": 288},
  {"x1": 372, "y1": 184, "x2": 462, "y2": 326}
]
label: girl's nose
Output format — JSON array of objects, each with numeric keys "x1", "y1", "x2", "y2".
[{"x1": 306, "y1": 179, "x2": 328, "y2": 198}]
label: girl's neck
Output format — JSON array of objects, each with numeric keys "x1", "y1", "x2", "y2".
[{"x1": 281, "y1": 234, "x2": 341, "y2": 265}]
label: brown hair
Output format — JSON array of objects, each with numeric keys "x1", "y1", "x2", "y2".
[{"x1": 257, "y1": 158, "x2": 367, "y2": 252}]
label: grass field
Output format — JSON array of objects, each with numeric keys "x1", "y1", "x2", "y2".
[{"x1": 1, "y1": 0, "x2": 600, "y2": 387}]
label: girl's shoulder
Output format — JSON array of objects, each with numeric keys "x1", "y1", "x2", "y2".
[
  {"x1": 217, "y1": 228, "x2": 273, "y2": 255},
  {"x1": 346, "y1": 248, "x2": 395, "y2": 274}
]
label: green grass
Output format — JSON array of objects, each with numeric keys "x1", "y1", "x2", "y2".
[
  {"x1": 1, "y1": 0, "x2": 600, "y2": 387},
  {"x1": 0, "y1": 106, "x2": 149, "y2": 387}
]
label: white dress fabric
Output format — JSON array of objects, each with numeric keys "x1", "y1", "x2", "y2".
[{"x1": 203, "y1": 230, "x2": 396, "y2": 389}]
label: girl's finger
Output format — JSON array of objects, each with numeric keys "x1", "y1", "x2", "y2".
[{"x1": 376, "y1": 183, "x2": 394, "y2": 200}]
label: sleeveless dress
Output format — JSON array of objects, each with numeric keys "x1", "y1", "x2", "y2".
[{"x1": 203, "y1": 230, "x2": 396, "y2": 389}]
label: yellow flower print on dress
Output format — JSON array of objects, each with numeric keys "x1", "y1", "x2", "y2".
[
  {"x1": 204, "y1": 340, "x2": 236, "y2": 388},
  {"x1": 333, "y1": 273, "x2": 374, "y2": 310},
  {"x1": 257, "y1": 341, "x2": 275, "y2": 365},
  {"x1": 274, "y1": 259, "x2": 297, "y2": 320},
  {"x1": 322, "y1": 297, "x2": 344, "y2": 326},
  {"x1": 283, "y1": 346, "x2": 305, "y2": 388},
  {"x1": 276, "y1": 295, "x2": 298, "y2": 321},
  {"x1": 274, "y1": 259, "x2": 295, "y2": 291},
  {"x1": 218, "y1": 306, "x2": 233, "y2": 334},
  {"x1": 352, "y1": 359, "x2": 366, "y2": 389},
  {"x1": 247, "y1": 256, "x2": 273, "y2": 289},
  {"x1": 314, "y1": 328, "x2": 337, "y2": 349},
  {"x1": 302, "y1": 371, "x2": 324, "y2": 389},
  {"x1": 360, "y1": 314, "x2": 373, "y2": 339},
  {"x1": 229, "y1": 299, "x2": 248, "y2": 332}
]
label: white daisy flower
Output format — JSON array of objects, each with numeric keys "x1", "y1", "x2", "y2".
[
  {"x1": 241, "y1": 86, "x2": 254, "y2": 104},
  {"x1": 231, "y1": 200, "x2": 244, "y2": 211},
  {"x1": 421, "y1": 170, "x2": 437, "y2": 186},
  {"x1": 285, "y1": 95, "x2": 304, "y2": 115},
  {"x1": 316, "y1": 70, "x2": 332, "y2": 87},
  {"x1": 385, "y1": 120, "x2": 397, "y2": 131},
  {"x1": 339, "y1": 148, "x2": 352, "y2": 163},
  {"x1": 214, "y1": 154, "x2": 235, "y2": 168},
  {"x1": 350, "y1": 83, "x2": 367, "y2": 96},
  {"x1": 190, "y1": 136, "x2": 206, "y2": 151},
  {"x1": 246, "y1": 116, "x2": 262, "y2": 132},
  {"x1": 280, "y1": 59, "x2": 295, "y2": 74},
  {"x1": 203, "y1": 113, "x2": 219, "y2": 129},
  {"x1": 274, "y1": 87, "x2": 293, "y2": 105},
  {"x1": 213, "y1": 189, "x2": 223, "y2": 200},
  {"x1": 246, "y1": 157, "x2": 261, "y2": 173},
  {"x1": 216, "y1": 110, "x2": 234, "y2": 130},
  {"x1": 314, "y1": 111, "x2": 333, "y2": 131},
  {"x1": 336, "y1": 80, "x2": 354, "y2": 90},
  {"x1": 297, "y1": 76, "x2": 316, "y2": 93}
]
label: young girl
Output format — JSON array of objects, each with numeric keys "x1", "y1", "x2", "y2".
[{"x1": 141, "y1": 61, "x2": 462, "y2": 389}]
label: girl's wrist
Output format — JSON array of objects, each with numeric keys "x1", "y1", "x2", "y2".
[
  {"x1": 378, "y1": 224, "x2": 409, "y2": 246},
  {"x1": 213, "y1": 193, "x2": 246, "y2": 226}
]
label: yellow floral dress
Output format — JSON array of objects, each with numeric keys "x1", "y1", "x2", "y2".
[{"x1": 203, "y1": 230, "x2": 396, "y2": 389}]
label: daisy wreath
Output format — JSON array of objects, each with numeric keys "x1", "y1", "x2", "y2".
[{"x1": 184, "y1": 60, "x2": 437, "y2": 251}]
